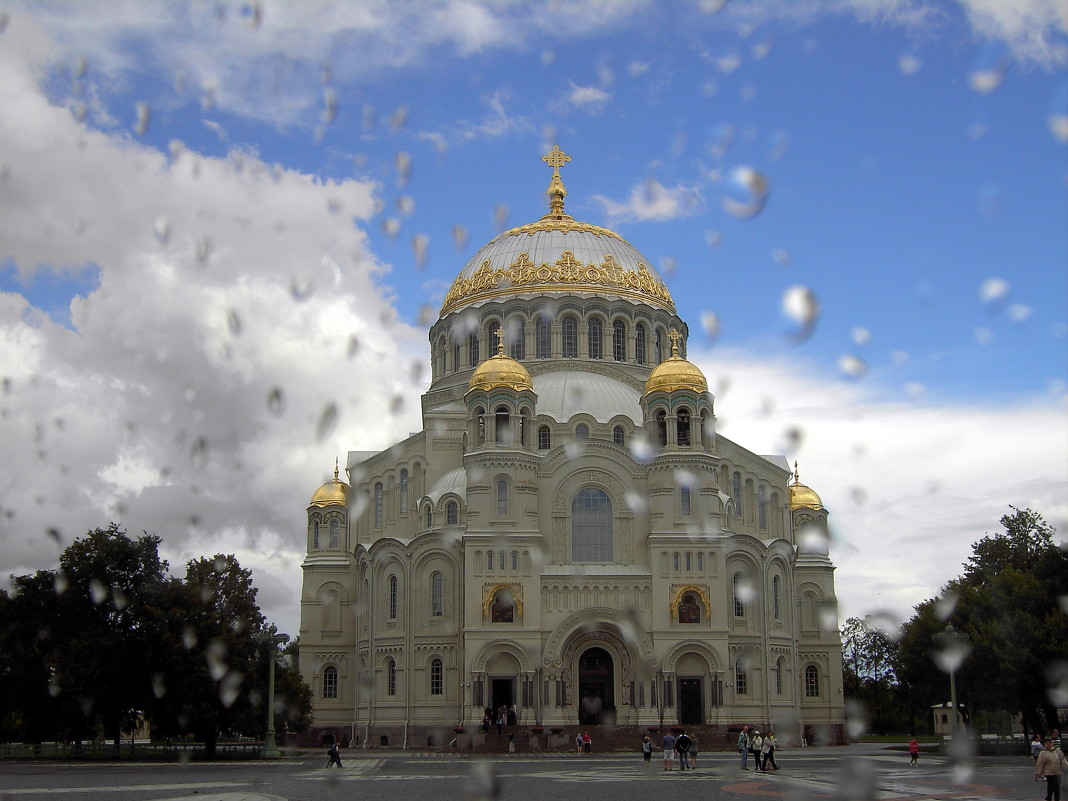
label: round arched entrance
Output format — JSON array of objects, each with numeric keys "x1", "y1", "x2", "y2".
[{"x1": 578, "y1": 647, "x2": 615, "y2": 725}]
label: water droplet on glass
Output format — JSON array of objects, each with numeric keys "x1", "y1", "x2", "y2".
[
  {"x1": 191, "y1": 436, "x2": 209, "y2": 469},
  {"x1": 905, "y1": 381, "x2": 925, "y2": 399},
  {"x1": 322, "y1": 88, "x2": 338, "y2": 126},
  {"x1": 705, "y1": 230, "x2": 723, "y2": 249},
  {"x1": 931, "y1": 630, "x2": 971, "y2": 674},
  {"x1": 263, "y1": 387, "x2": 285, "y2": 417},
  {"x1": 54, "y1": 572, "x2": 68, "y2": 594},
  {"x1": 396, "y1": 195, "x2": 415, "y2": 216},
  {"x1": 227, "y1": 309, "x2": 241, "y2": 337},
  {"x1": 715, "y1": 48, "x2": 742, "y2": 74},
  {"x1": 751, "y1": 39, "x2": 773, "y2": 60},
  {"x1": 844, "y1": 698, "x2": 869, "y2": 739},
  {"x1": 771, "y1": 248, "x2": 791, "y2": 267},
  {"x1": 838, "y1": 355, "x2": 867, "y2": 379},
  {"x1": 381, "y1": 218, "x2": 401, "y2": 240},
  {"x1": 700, "y1": 0, "x2": 727, "y2": 13},
  {"x1": 452, "y1": 224, "x2": 469, "y2": 250},
  {"x1": 74, "y1": 56, "x2": 88, "y2": 78},
  {"x1": 979, "y1": 277, "x2": 1009, "y2": 306},
  {"x1": 244, "y1": 0, "x2": 263, "y2": 29},
  {"x1": 390, "y1": 106, "x2": 409, "y2": 130},
  {"x1": 720, "y1": 166, "x2": 769, "y2": 219},
  {"x1": 134, "y1": 102, "x2": 151, "y2": 136},
  {"x1": 154, "y1": 217, "x2": 171, "y2": 244},
  {"x1": 851, "y1": 327, "x2": 871, "y2": 347},
  {"x1": 1008, "y1": 303, "x2": 1032, "y2": 323},
  {"x1": 898, "y1": 53, "x2": 921, "y2": 76},
  {"x1": 152, "y1": 673, "x2": 167, "y2": 699},
  {"x1": 393, "y1": 151, "x2": 412, "y2": 189},
  {"x1": 290, "y1": 278, "x2": 314, "y2": 301},
  {"x1": 347, "y1": 335, "x2": 360, "y2": 359},
  {"x1": 389, "y1": 395, "x2": 404, "y2": 415},
  {"x1": 781, "y1": 285, "x2": 820, "y2": 342},
  {"x1": 316, "y1": 403, "x2": 339, "y2": 442},
  {"x1": 418, "y1": 305, "x2": 436, "y2": 326},
  {"x1": 112, "y1": 587, "x2": 127, "y2": 610},
  {"x1": 89, "y1": 578, "x2": 108, "y2": 605},
  {"x1": 182, "y1": 625, "x2": 197, "y2": 649},
  {"x1": 0, "y1": 13, "x2": 9, "y2": 35},
  {"x1": 974, "y1": 326, "x2": 994, "y2": 346},
  {"x1": 412, "y1": 234, "x2": 429, "y2": 269},
  {"x1": 969, "y1": 44, "x2": 1010, "y2": 94},
  {"x1": 196, "y1": 237, "x2": 212, "y2": 265},
  {"x1": 700, "y1": 311, "x2": 721, "y2": 341},
  {"x1": 494, "y1": 204, "x2": 509, "y2": 230}
]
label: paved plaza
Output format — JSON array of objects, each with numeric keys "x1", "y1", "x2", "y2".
[{"x1": 0, "y1": 744, "x2": 1045, "y2": 801}]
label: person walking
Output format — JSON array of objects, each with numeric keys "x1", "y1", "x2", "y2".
[
  {"x1": 641, "y1": 735, "x2": 653, "y2": 764},
  {"x1": 750, "y1": 730, "x2": 764, "y2": 770},
  {"x1": 762, "y1": 731, "x2": 779, "y2": 771},
  {"x1": 908, "y1": 738, "x2": 919, "y2": 766},
  {"x1": 662, "y1": 730, "x2": 677, "y2": 771},
  {"x1": 675, "y1": 730, "x2": 692, "y2": 770},
  {"x1": 325, "y1": 741, "x2": 343, "y2": 768},
  {"x1": 738, "y1": 725, "x2": 750, "y2": 770},
  {"x1": 689, "y1": 734, "x2": 699, "y2": 769},
  {"x1": 1035, "y1": 737, "x2": 1068, "y2": 801},
  {"x1": 582, "y1": 731, "x2": 592, "y2": 755}
]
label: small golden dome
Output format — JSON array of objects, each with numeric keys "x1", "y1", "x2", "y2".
[
  {"x1": 310, "y1": 460, "x2": 350, "y2": 507},
  {"x1": 644, "y1": 329, "x2": 707, "y2": 395},
  {"x1": 468, "y1": 339, "x2": 533, "y2": 393},
  {"x1": 789, "y1": 462, "x2": 823, "y2": 510}
]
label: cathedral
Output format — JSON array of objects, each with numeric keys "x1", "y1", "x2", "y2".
[{"x1": 297, "y1": 147, "x2": 845, "y2": 748}]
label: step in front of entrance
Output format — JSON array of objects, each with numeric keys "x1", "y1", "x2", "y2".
[{"x1": 448, "y1": 724, "x2": 745, "y2": 753}]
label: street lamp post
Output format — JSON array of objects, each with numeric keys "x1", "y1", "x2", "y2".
[
  {"x1": 933, "y1": 624, "x2": 971, "y2": 736},
  {"x1": 255, "y1": 625, "x2": 290, "y2": 759}
]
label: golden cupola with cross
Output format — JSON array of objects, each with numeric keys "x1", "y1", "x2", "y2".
[{"x1": 644, "y1": 328, "x2": 708, "y2": 395}]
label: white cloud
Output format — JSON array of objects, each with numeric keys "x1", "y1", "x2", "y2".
[
  {"x1": 592, "y1": 179, "x2": 703, "y2": 223},
  {"x1": 565, "y1": 80, "x2": 611, "y2": 110},
  {"x1": 693, "y1": 347, "x2": 1068, "y2": 628}
]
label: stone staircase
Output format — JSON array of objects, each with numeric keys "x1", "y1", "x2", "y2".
[{"x1": 460, "y1": 724, "x2": 742, "y2": 754}]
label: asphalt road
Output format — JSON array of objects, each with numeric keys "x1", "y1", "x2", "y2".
[{"x1": 0, "y1": 745, "x2": 1048, "y2": 801}]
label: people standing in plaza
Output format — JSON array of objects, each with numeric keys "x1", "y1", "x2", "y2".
[
  {"x1": 496, "y1": 706, "x2": 505, "y2": 734},
  {"x1": 675, "y1": 730, "x2": 692, "y2": 770},
  {"x1": 325, "y1": 741, "x2": 343, "y2": 768},
  {"x1": 689, "y1": 734, "x2": 699, "y2": 769},
  {"x1": 507, "y1": 704, "x2": 517, "y2": 726},
  {"x1": 575, "y1": 732, "x2": 583, "y2": 754},
  {"x1": 1034, "y1": 734, "x2": 1046, "y2": 761},
  {"x1": 762, "y1": 731, "x2": 778, "y2": 771},
  {"x1": 908, "y1": 738, "x2": 919, "y2": 766},
  {"x1": 662, "y1": 730, "x2": 677, "y2": 771},
  {"x1": 641, "y1": 735, "x2": 653, "y2": 763},
  {"x1": 481, "y1": 713, "x2": 490, "y2": 735},
  {"x1": 738, "y1": 725, "x2": 750, "y2": 770},
  {"x1": 582, "y1": 731, "x2": 592, "y2": 754},
  {"x1": 750, "y1": 730, "x2": 764, "y2": 770},
  {"x1": 1035, "y1": 737, "x2": 1068, "y2": 801}
]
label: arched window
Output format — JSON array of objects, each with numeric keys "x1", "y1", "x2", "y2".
[
  {"x1": 446, "y1": 501, "x2": 458, "y2": 525},
  {"x1": 430, "y1": 658, "x2": 444, "y2": 695},
  {"x1": 732, "y1": 472, "x2": 742, "y2": 519},
  {"x1": 475, "y1": 405, "x2": 486, "y2": 446},
  {"x1": 772, "y1": 575, "x2": 781, "y2": 618},
  {"x1": 495, "y1": 406, "x2": 510, "y2": 445},
  {"x1": 538, "y1": 426, "x2": 551, "y2": 450},
  {"x1": 374, "y1": 483, "x2": 383, "y2": 528},
  {"x1": 656, "y1": 410, "x2": 667, "y2": 447},
  {"x1": 508, "y1": 318, "x2": 525, "y2": 360},
  {"x1": 468, "y1": 331, "x2": 480, "y2": 366},
  {"x1": 735, "y1": 659, "x2": 748, "y2": 694},
  {"x1": 612, "y1": 320, "x2": 626, "y2": 361},
  {"x1": 388, "y1": 575, "x2": 398, "y2": 619},
  {"x1": 452, "y1": 338, "x2": 460, "y2": 373},
  {"x1": 775, "y1": 656, "x2": 785, "y2": 695},
  {"x1": 329, "y1": 518, "x2": 339, "y2": 548},
  {"x1": 387, "y1": 659, "x2": 396, "y2": 696},
  {"x1": 323, "y1": 665, "x2": 338, "y2": 699},
  {"x1": 677, "y1": 408, "x2": 691, "y2": 447},
  {"x1": 536, "y1": 315, "x2": 552, "y2": 358},
  {"x1": 572, "y1": 487, "x2": 613, "y2": 562},
  {"x1": 435, "y1": 335, "x2": 446, "y2": 376},
  {"x1": 758, "y1": 486, "x2": 767, "y2": 530},
  {"x1": 588, "y1": 317, "x2": 603, "y2": 359},
  {"x1": 673, "y1": 552, "x2": 680, "y2": 571},
  {"x1": 733, "y1": 572, "x2": 745, "y2": 617},
  {"x1": 805, "y1": 665, "x2": 820, "y2": 697},
  {"x1": 497, "y1": 479, "x2": 508, "y2": 516},
  {"x1": 562, "y1": 315, "x2": 578, "y2": 358},
  {"x1": 487, "y1": 320, "x2": 501, "y2": 354},
  {"x1": 635, "y1": 323, "x2": 646, "y2": 365},
  {"x1": 511, "y1": 551, "x2": 518, "y2": 571},
  {"x1": 575, "y1": 423, "x2": 589, "y2": 441},
  {"x1": 487, "y1": 551, "x2": 494, "y2": 571},
  {"x1": 612, "y1": 425, "x2": 625, "y2": 445},
  {"x1": 679, "y1": 592, "x2": 700, "y2": 623},
  {"x1": 654, "y1": 329, "x2": 663, "y2": 364},
  {"x1": 498, "y1": 551, "x2": 506, "y2": 570},
  {"x1": 425, "y1": 505, "x2": 433, "y2": 529},
  {"x1": 681, "y1": 486, "x2": 691, "y2": 516},
  {"x1": 685, "y1": 552, "x2": 692, "y2": 571},
  {"x1": 400, "y1": 468, "x2": 409, "y2": 513},
  {"x1": 431, "y1": 571, "x2": 443, "y2": 616},
  {"x1": 312, "y1": 518, "x2": 320, "y2": 549},
  {"x1": 697, "y1": 552, "x2": 704, "y2": 571}
]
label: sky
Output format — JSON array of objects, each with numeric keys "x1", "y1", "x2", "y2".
[{"x1": 0, "y1": 0, "x2": 1066, "y2": 643}]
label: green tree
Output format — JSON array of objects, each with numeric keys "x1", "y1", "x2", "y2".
[{"x1": 841, "y1": 616, "x2": 902, "y2": 734}]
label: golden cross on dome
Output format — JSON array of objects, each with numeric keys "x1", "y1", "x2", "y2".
[
  {"x1": 334, "y1": 456, "x2": 340, "y2": 481},
  {"x1": 541, "y1": 145, "x2": 571, "y2": 217},
  {"x1": 494, "y1": 327, "x2": 505, "y2": 356},
  {"x1": 668, "y1": 328, "x2": 682, "y2": 357}
]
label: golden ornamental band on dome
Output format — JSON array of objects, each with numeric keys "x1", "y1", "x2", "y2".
[
  {"x1": 789, "y1": 462, "x2": 824, "y2": 510},
  {"x1": 310, "y1": 459, "x2": 349, "y2": 507},
  {"x1": 643, "y1": 329, "x2": 708, "y2": 395},
  {"x1": 467, "y1": 333, "x2": 533, "y2": 392}
]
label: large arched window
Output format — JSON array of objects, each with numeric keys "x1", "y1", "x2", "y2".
[
  {"x1": 329, "y1": 518, "x2": 339, "y2": 548},
  {"x1": 496, "y1": 479, "x2": 509, "y2": 516},
  {"x1": 732, "y1": 472, "x2": 743, "y2": 519},
  {"x1": 635, "y1": 323, "x2": 646, "y2": 365},
  {"x1": 388, "y1": 574, "x2": 398, "y2": 619},
  {"x1": 312, "y1": 518, "x2": 320, "y2": 548},
  {"x1": 654, "y1": 329, "x2": 663, "y2": 364},
  {"x1": 487, "y1": 320, "x2": 501, "y2": 354},
  {"x1": 323, "y1": 665, "x2": 338, "y2": 699},
  {"x1": 656, "y1": 409, "x2": 667, "y2": 447},
  {"x1": 776, "y1": 656, "x2": 785, "y2": 695},
  {"x1": 452, "y1": 338, "x2": 460, "y2": 373},
  {"x1": 468, "y1": 331, "x2": 480, "y2": 366},
  {"x1": 733, "y1": 572, "x2": 746, "y2": 617},
  {"x1": 680, "y1": 485, "x2": 691, "y2": 516},
  {"x1": 535, "y1": 315, "x2": 552, "y2": 358},
  {"x1": 735, "y1": 659, "x2": 748, "y2": 694},
  {"x1": 387, "y1": 659, "x2": 396, "y2": 696},
  {"x1": 758, "y1": 486, "x2": 767, "y2": 530},
  {"x1": 562, "y1": 315, "x2": 578, "y2": 358},
  {"x1": 588, "y1": 317, "x2": 603, "y2": 359},
  {"x1": 612, "y1": 426, "x2": 625, "y2": 446},
  {"x1": 575, "y1": 423, "x2": 589, "y2": 441},
  {"x1": 508, "y1": 317, "x2": 525, "y2": 360},
  {"x1": 572, "y1": 487, "x2": 613, "y2": 562},
  {"x1": 431, "y1": 571, "x2": 443, "y2": 617},
  {"x1": 374, "y1": 483, "x2": 383, "y2": 528},
  {"x1": 425, "y1": 504, "x2": 433, "y2": 529},
  {"x1": 805, "y1": 664, "x2": 820, "y2": 697},
  {"x1": 400, "y1": 468, "x2": 409, "y2": 513},
  {"x1": 430, "y1": 658, "x2": 444, "y2": 695},
  {"x1": 677, "y1": 408, "x2": 691, "y2": 447},
  {"x1": 538, "y1": 426, "x2": 551, "y2": 450},
  {"x1": 446, "y1": 501, "x2": 458, "y2": 525},
  {"x1": 772, "y1": 575, "x2": 781, "y2": 618},
  {"x1": 495, "y1": 406, "x2": 510, "y2": 445},
  {"x1": 435, "y1": 336, "x2": 446, "y2": 376},
  {"x1": 612, "y1": 320, "x2": 626, "y2": 361}
]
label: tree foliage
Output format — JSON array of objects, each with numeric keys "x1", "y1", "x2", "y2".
[{"x1": 0, "y1": 525, "x2": 312, "y2": 747}]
